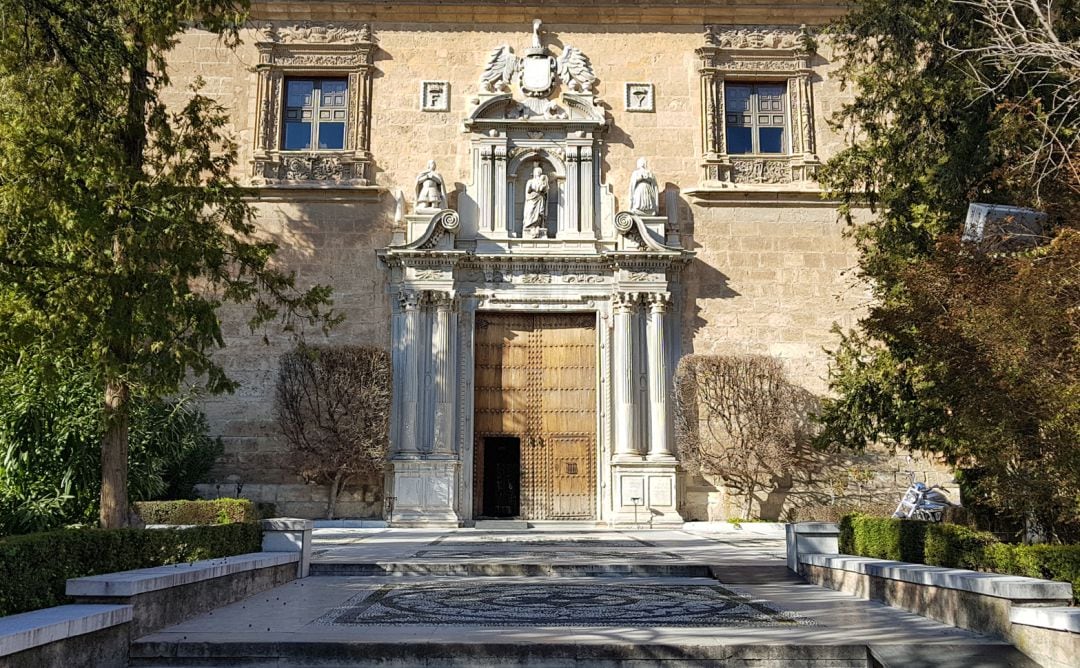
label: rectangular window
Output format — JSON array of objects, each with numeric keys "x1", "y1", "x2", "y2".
[
  {"x1": 725, "y1": 82, "x2": 787, "y2": 155},
  {"x1": 282, "y1": 78, "x2": 348, "y2": 151}
]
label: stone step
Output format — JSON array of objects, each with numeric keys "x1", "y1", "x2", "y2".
[
  {"x1": 128, "y1": 640, "x2": 1037, "y2": 667},
  {"x1": 129, "y1": 640, "x2": 869, "y2": 667},
  {"x1": 867, "y1": 644, "x2": 1041, "y2": 668},
  {"x1": 308, "y1": 561, "x2": 713, "y2": 577},
  {"x1": 472, "y1": 520, "x2": 530, "y2": 530}
]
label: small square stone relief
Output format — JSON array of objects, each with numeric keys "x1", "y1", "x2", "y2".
[
  {"x1": 625, "y1": 83, "x2": 655, "y2": 112},
  {"x1": 420, "y1": 81, "x2": 450, "y2": 112}
]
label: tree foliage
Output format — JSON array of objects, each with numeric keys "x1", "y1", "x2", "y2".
[
  {"x1": 275, "y1": 345, "x2": 391, "y2": 519},
  {"x1": 815, "y1": 0, "x2": 1080, "y2": 539},
  {"x1": 674, "y1": 355, "x2": 823, "y2": 519},
  {"x1": 0, "y1": 1, "x2": 337, "y2": 526}
]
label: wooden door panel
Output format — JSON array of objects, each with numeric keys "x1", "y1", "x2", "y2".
[
  {"x1": 549, "y1": 436, "x2": 594, "y2": 519},
  {"x1": 474, "y1": 313, "x2": 596, "y2": 521}
]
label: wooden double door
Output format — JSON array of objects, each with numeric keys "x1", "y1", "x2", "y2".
[{"x1": 473, "y1": 313, "x2": 597, "y2": 520}]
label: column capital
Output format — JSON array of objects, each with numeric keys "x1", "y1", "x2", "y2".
[
  {"x1": 428, "y1": 290, "x2": 456, "y2": 311},
  {"x1": 613, "y1": 292, "x2": 642, "y2": 313},
  {"x1": 400, "y1": 290, "x2": 422, "y2": 311},
  {"x1": 648, "y1": 293, "x2": 671, "y2": 313}
]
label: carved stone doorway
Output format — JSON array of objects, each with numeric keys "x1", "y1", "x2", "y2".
[{"x1": 473, "y1": 313, "x2": 597, "y2": 520}]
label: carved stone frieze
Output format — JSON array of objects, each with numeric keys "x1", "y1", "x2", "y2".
[
  {"x1": 732, "y1": 159, "x2": 792, "y2": 184},
  {"x1": 704, "y1": 24, "x2": 812, "y2": 51},
  {"x1": 257, "y1": 22, "x2": 374, "y2": 45}
]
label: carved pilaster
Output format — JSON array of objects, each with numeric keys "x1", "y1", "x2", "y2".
[{"x1": 493, "y1": 144, "x2": 509, "y2": 234}]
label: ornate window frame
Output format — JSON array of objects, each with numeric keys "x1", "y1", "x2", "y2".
[
  {"x1": 251, "y1": 22, "x2": 377, "y2": 187},
  {"x1": 695, "y1": 25, "x2": 820, "y2": 188}
]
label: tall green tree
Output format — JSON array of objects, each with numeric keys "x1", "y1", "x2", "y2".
[
  {"x1": 815, "y1": 0, "x2": 1080, "y2": 538},
  {"x1": 0, "y1": 1, "x2": 336, "y2": 527}
]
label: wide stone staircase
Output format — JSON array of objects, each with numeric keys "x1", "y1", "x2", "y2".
[{"x1": 127, "y1": 528, "x2": 1042, "y2": 667}]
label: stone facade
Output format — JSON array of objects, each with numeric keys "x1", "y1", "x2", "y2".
[{"x1": 172, "y1": 1, "x2": 953, "y2": 521}]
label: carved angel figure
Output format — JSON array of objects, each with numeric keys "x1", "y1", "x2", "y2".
[
  {"x1": 415, "y1": 160, "x2": 447, "y2": 211},
  {"x1": 557, "y1": 46, "x2": 597, "y2": 92},
  {"x1": 629, "y1": 158, "x2": 659, "y2": 216},
  {"x1": 480, "y1": 45, "x2": 519, "y2": 93}
]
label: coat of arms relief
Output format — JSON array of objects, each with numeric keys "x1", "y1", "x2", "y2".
[{"x1": 479, "y1": 20, "x2": 597, "y2": 103}]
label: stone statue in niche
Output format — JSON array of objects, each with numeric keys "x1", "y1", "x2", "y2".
[
  {"x1": 415, "y1": 160, "x2": 447, "y2": 211},
  {"x1": 629, "y1": 158, "x2": 659, "y2": 216},
  {"x1": 522, "y1": 165, "x2": 550, "y2": 238}
]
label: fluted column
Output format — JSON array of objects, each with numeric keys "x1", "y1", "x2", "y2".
[
  {"x1": 493, "y1": 145, "x2": 508, "y2": 234},
  {"x1": 647, "y1": 293, "x2": 674, "y2": 460},
  {"x1": 431, "y1": 292, "x2": 456, "y2": 456},
  {"x1": 479, "y1": 146, "x2": 494, "y2": 232},
  {"x1": 399, "y1": 290, "x2": 422, "y2": 456},
  {"x1": 613, "y1": 292, "x2": 641, "y2": 460}
]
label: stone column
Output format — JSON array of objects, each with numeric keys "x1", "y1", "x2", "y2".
[
  {"x1": 399, "y1": 290, "x2": 422, "y2": 456},
  {"x1": 613, "y1": 292, "x2": 641, "y2": 461},
  {"x1": 431, "y1": 292, "x2": 456, "y2": 456},
  {"x1": 647, "y1": 293, "x2": 674, "y2": 461}
]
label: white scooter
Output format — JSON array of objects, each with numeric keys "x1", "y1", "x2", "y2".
[{"x1": 892, "y1": 471, "x2": 953, "y2": 523}]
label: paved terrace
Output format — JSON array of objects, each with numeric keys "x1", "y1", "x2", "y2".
[{"x1": 131, "y1": 527, "x2": 1034, "y2": 667}]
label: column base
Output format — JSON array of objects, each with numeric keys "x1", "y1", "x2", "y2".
[
  {"x1": 387, "y1": 458, "x2": 461, "y2": 528},
  {"x1": 608, "y1": 460, "x2": 683, "y2": 527}
]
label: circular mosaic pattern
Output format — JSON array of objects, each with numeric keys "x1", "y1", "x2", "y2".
[{"x1": 316, "y1": 582, "x2": 804, "y2": 627}]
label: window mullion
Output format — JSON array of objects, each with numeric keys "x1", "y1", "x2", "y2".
[
  {"x1": 311, "y1": 80, "x2": 321, "y2": 151},
  {"x1": 750, "y1": 89, "x2": 759, "y2": 154}
]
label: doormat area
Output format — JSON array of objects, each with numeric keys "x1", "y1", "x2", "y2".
[{"x1": 313, "y1": 582, "x2": 810, "y2": 627}]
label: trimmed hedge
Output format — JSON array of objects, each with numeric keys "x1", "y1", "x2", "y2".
[
  {"x1": 133, "y1": 498, "x2": 268, "y2": 525},
  {"x1": 840, "y1": 514, "x2": 1080, "y2": 602},
  {"x1": 0, "y1": 522, "x2": 262, "y2": 616}
]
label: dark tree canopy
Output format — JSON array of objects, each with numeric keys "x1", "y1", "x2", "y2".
[
  {"x1": 0, "y1": 0, "x2": 337, "y2": 526},
  {"x1": 815, "y1": 0, "x2": 1080, "y2": 539}
]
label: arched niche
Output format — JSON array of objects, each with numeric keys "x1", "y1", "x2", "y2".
[{"x1": 509, "y1": 154, "x2": 563, "y2": 239}]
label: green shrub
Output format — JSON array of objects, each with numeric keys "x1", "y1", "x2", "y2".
[
  {"x1": 841, "y1": 513, "x2": 1080, "y2": 603},
  {"x1": 133, "y1": 498, "x2": 260, "y2": 525},
  {"x1": 0, "y1": 523, "x2": 261, "y2": 616},
  {"x1": 0, "y1": 360, "x2": 224, "y2": 534}
]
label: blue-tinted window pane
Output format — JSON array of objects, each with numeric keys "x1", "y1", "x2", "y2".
[
  {"x1": 286, "y1": 80, "x2": 313, "y2": 108},
  {"x1": 727, "y1": 126, "x2": 753, "y2": 154},
  {"x1": 318, "y1": 122, "x2": 345, "y2": 149},
  {"x1": 725, "y1": 84, "x2": 752, "y2": 113},
  {"x1": 759, "y1": 127, "x2": 784, "y2": 153},
  {"x1": 283, "y1": 122, "x2": 312, "y2": 150}
]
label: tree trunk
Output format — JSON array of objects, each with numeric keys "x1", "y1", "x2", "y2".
[
  {"x1": 326, "y1": 470, "x2": 346, "y2": 520},
  {"x1": 100, "y1": 378, "x2": 130, "y2": 528}
]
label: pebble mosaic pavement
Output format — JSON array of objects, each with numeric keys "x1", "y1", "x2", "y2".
[{"x1": 315, "y1": 581, "x2": 806, "y2": 627}]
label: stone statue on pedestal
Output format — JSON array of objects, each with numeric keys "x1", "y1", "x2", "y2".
[
  {"x1": 522, "y1": 165, "x2": 549, "y2": 238},
  {"x1": 415, "y1": 160, "x2": 447, "y2": 211},
  {"x1": 629, "y1": 158, "x2": 659, "y2": 216}
]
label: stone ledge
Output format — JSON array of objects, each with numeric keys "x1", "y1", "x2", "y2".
[
  {"x1": 0, "y1": 604, "x2": 131, "y2": 657},
  {"x1": 1010, "y1": 606, "x2": 1080, "y2": 633},
  {"x1": 65, "y1": 552, "x2": 298, "y2": 597},
  {"x1": 261, "y1": 518, "x2": 314, "y2": 532},
  {"x1": 800, "y1": 554, "x2": 1073, "y2": 601}
]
